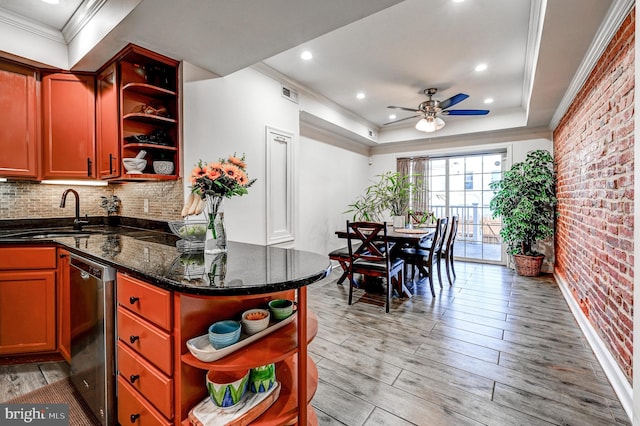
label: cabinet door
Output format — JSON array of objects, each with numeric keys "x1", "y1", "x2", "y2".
[
  {"x1": 0, "y1": 60, "x2": 39, "y2": 178},
  {"x1": 42, "y1": 73, "x2": 96, "y2": 179},
  {"x1": 97, "y1": 63, "x2": 120, "y2": 179},
  {"x1": 57, "y1": 249, "x2": 71, "y2": 362},
  {"x1": 0, "y1": 270, "x2": 56, "y2": 355}
]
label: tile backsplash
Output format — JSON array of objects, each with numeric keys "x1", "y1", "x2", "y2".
[{"x1": 0, "y1": 180, "x2": 184, "y2": 221}]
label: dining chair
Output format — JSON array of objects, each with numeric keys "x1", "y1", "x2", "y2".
[
  {"x1": 408, "y1": 211, "x2": 433, "y2": 226},
  {"x1": 440, "y1": 215, "x2": 459, "y2": 285},
  {"x1": 398, "y1": 217, "x2": 448, "y2": 297},
  {"x1": 345, "y1": 221, "x2": 404, "y2": 313},
  {"x1": 328, "y1": 242, "x2": 361, "y2": 286}
]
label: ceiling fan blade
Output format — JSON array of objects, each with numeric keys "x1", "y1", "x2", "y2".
[
  {"x1": 442, "y1": 109, "x2": 490, "y2": 116},
  {"x1": 383, "y1": 114, "x2": 421, "y2": 125},
  {"x1": 439, "y1": 93, "x2": 469, "y2": 110},
  {"x1": 387, "y1": 105, "x2": 420, "y2": 113}
]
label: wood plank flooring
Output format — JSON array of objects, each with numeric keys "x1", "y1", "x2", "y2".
[
  {"x1": 308, "y1": 262, "x2": 630, "y2": 426},
  {"x1": 0, "y1": 262, "x2": 629, "y2": 425}
]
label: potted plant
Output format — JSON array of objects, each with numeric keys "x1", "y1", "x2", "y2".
[
  {"x1": 489, "y1": 149, "x2": 557, "y2": 276},
  {"x1": 345, "y1": 171, "x2": 419, "y2": 227}
]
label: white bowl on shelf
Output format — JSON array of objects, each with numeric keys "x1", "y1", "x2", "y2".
[
  {"x1": 123, "y1": 158, "x2": 146, "y2": 174},
  {"x1": 153, "y1": 160, "x2": 174, "y2": 175}
]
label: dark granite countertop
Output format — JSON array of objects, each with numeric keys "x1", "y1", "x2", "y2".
[{"x1": 0, "y1": 219, "x2": 331, "y2": 296}]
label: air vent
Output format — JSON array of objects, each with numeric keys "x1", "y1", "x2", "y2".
[
  {"x1": 368, "y1": 129, "x2": 377, "y2": 139},
  {"x1": 281, "y1": 85, "x2": 299, "y2": 104}
]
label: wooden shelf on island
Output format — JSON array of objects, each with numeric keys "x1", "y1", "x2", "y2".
[
  {"x1": 181, "y1": 356, "x2": 318, "y2": 426},
  {"x1": 181, "y1": 312, "x2": 318, "y2": 371}
]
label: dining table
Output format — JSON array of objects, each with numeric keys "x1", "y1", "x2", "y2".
[{"x1": 335, "y1": 224, "x2": 436, "y2": 298}]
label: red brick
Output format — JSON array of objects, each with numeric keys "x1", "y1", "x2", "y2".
[{"x1": 553, "y1": 8, "x2": 634, "y2": 384}]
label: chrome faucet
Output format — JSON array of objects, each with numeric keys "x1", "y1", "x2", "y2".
[{"x1": 60, "y1": 189, "x2": 89, "y2": 230}]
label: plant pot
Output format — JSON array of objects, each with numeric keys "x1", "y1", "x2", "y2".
[
  {"x1": 513, "y1": 254, "x2": 544, "y2": 277},
  {"x1": 392, "y1": 215, "x2": 405, "y2": 229}
]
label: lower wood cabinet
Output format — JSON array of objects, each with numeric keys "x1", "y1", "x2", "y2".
[
  {"x1": 115, "y1": 273, "x2": 319, "y2": 425},
  {"x1": 0, "y1": 246, "x2": 57, "y2": 355},
  {"x1": 57, "y1": 249, "x2": 71, "y2": 362},
  {"x1": 116, "y1": 272, "x2": 174, "y2": 424}
]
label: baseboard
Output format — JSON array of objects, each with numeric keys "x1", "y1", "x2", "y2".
[{"x1": 554, "y1": 272, "x2": 633, "y2": 419}]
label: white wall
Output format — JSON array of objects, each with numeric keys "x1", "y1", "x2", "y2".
[
  {"x1": 183, "y1": 67, "x2": 299, "y2": 245},
  {"x1": 297, "y1": 125, "x2": 371, "y2": 255},
  {"x1": 183, "y1": 65, "x2": 372, "y2": 254}
]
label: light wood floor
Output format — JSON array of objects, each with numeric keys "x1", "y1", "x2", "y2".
[
  {"x1": 0, "y1": 262, "x2": 630, "y2": 425},
  {"x1": 308, "y1": 262, "x2": 630, "y2": 425}
]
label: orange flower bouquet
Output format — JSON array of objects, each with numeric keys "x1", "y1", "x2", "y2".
[
  {"x1": 190, "y1": 154, "x2": 256, "y2": 199},
  {"x1": 186, "y1": 154, "x2": 256, "y2": 254}
]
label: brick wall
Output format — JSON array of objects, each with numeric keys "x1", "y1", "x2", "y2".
[
  {"x1": 0, "y1": 180, "x2": 184, "y2": 222},
  {"x1": 553, "y1": 11, "x2": 634, "y2": 382}
]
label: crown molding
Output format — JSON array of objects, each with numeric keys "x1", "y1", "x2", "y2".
[
  {"x1": 0, "y1": 8, "x2": 64, "y2": 44},
  {"x1": 62, "y1": 0, "x2": 108, "y2": 43},
  {"x1": 550, "y1": 0, "x2": 635, "y2": 129},
  {"x1": 522, "y1": 0, "x2": 546, "y2": 113}
]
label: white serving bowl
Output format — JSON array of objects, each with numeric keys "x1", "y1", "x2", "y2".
[
  {"x1": 123, "y1": 158, "x2": 147, "y2": 174},
  {"x1": 153, "y1": 160, "x2": 174, "y2": 175},
  {"x1": 241, "y1": 308, "x2": 270, "y2": 335}
]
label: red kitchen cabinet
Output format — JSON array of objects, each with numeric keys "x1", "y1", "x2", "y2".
[
  {"x1": 0, "y1": 246, "x2": 57, "y2": 355},
  {"x1": 41, "y1": 72, "x2": 96, "y2": 179},
  {"x1": 96, "y1": 63, "x2": 120, "y2": 179},
  {"x1": 57, "y1": 249, "x2": 71, "y2": 362},
  {"x1": 0, "y1": 59, "x2": 39, "y2": 179},
  {"x1": 98, "y1": 44, "x2": 180, "y2": 181}
]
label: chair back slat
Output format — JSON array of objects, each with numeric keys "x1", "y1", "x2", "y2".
[
  {"x1": 346, "y1": 221, "x2": 390, "y2": 263},
  {"x1": 444, "y1": 215, "x2": 459, "y2": 253},
  {"x1": 430, "y1": 217, "x2": 449, "y2": 257}
]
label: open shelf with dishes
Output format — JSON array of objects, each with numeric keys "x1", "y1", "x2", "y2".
[
  {"x1": 97, "y1": 44, "x2": 180, "y2": 181},
  {"x1": 173, "y1": 289, "x2": 318, "y2": 426}
]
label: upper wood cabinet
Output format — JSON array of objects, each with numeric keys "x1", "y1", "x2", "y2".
[
  {"x1": 0, "y1": 60, "x2": 39, "y2": 179},
  {"x1": 96, "y1": 63, "x2": 120, "y2": 179},
  {"x1": 98, "y1": 44, "x2": 180, "y2": 181},
  {"x1": 41, "y1": 72, "x2": 96, "y2": 179}
]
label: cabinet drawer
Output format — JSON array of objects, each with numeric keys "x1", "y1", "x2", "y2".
[
  {"x1": 118, "y1": 341, "x2": 174, "y2": 419},
  {"x1": 117, "y1": 308, "x2": 173, "y2": 376},
  {"x1": 117, "y1": 375, "x2": 173, "y2": 426},
  {"x1": 117, "y1": 273, "x2": 172, "y2": 330},
  {"x1": 0, "y1": 247, "x2": 56, "y2": 270}
]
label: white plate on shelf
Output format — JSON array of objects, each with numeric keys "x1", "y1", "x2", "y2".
[{"x1": 187, "y1": 312, "x2": 297, "y2": 362}]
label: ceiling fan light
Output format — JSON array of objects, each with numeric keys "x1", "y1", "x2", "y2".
[{"x1": 416, "y1": 116, "x2": 445, "y2": 132}]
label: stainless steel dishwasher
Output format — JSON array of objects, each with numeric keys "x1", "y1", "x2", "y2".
[{"x1": 69, "y1": 254, "x2": 116, "y2": 426}]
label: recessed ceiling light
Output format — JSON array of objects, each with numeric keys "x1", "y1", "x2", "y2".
[
  {"x1": 452, "y1": 0, "x2": 464, "y2": 3},
  {"x1": 484, "y1": 98, "x2": 494, "y2": 104},
  {"x1": 356, "y1": 92, "x2": 366, "y2": 100},
  {"x1": 41, "y1": 0, "x2": 60, "y2": 3},
  {"x1": 300, "y1": 51, "x2": 313, "y2": 61},
  {"x1": 475, "y1": 63, "x2": 488, "y2": 72},
  {"x1": 389, "y1": 114, "x2": 397, "y2": 120}
]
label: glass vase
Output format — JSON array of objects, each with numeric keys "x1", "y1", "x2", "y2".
[{"x1": 204, "y1": 195, "x2": 227, "y2": 254}]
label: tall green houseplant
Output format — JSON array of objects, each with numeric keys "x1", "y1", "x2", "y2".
[{"x1": 489, "y1": 150, "x2": 557, "y2": 275}]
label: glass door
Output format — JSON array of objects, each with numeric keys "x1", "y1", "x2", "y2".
[{"x1": 423, "y1": 152, "x2": 505, "y2": 263}]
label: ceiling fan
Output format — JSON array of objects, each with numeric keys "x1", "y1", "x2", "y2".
[{"x1": 385, "y1": 88, "x2": 490, "y2": 132}]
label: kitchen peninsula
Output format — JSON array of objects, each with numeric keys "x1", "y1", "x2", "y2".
[{"x1": 0, "y1": 222, "x2": 331, "y2": 425}]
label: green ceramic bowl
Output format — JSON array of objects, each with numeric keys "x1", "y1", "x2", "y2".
[
  {"x1": 206, "y1": 369, "x2": 249, "y2": 408},
  {"x1": 249, "y1": 363, "x2": 276, "y2": 393},
  {"x1": 268, "y1": 299, "x2": 294, "y2": 320}
]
